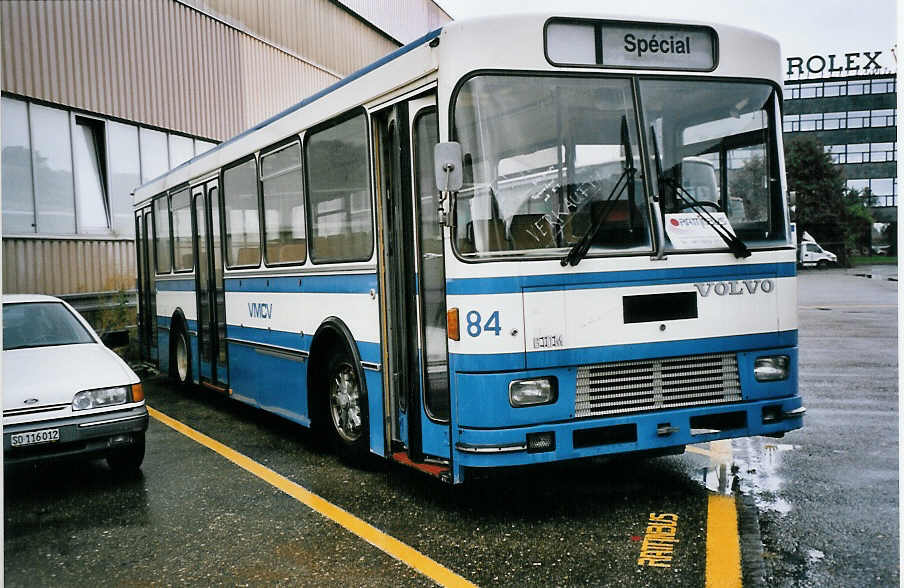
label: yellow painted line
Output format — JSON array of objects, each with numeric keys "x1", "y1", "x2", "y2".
[
  {"x1": 148, "y1": 406, "x2": 476, "y2": 588},
  {"x1": 705, "y1": 494, "x2": 742, "y2": 588},
  {"x1": 800, "y1": 304, "x2": 897, "y2": 309}
]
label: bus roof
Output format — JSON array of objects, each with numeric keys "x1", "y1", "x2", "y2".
[{"x1": 133, "y1": 12, "x2": 782, "y2": 206}]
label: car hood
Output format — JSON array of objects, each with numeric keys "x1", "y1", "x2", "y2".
[{"x1": 3, "y1": 344, "x2": 138, "y2": 410}]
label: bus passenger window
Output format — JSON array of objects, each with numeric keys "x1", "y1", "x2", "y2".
[
  {"x1": 305, "y1": 114, "x2": 372, "y2": 263},
  {"x1": 223, "y1": 158, "x2": 261, "y2": 267},
  {"x1": 171, "y1": 188, "x2": 193, "y2": 271},
  {"x1": 261, "y1": 142, "x2": 306, "y2": 264},
  {"x1": 153, "y1": 195, "x2": 172, "y2": 273}
]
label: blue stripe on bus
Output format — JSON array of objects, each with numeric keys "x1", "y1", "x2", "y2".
[
  {"x1": 224, "y1": 273, "x2": 378, "y2": 294},
  {"x1": 450, "y1": 330, "x2": 798, "y2": 372},
  {"x1": 136, "y1": 27, "x2": 443, "y2": 190},
  {"x1": 446, "y1": 262, "x2": 797, "y2": 296},
  {"x1": 157, "y1": 279, "x2": 196, "y2": 291},
  {"x1": 226, "y1": 324, "x2": 380, "y2": 365}
]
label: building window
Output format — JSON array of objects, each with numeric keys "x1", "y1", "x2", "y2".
[
  {"x1": 261, "y1": 141, "x2": 306, "y2": 265},
  {"x1": 823, "y1": 81, "x2": 847, "y2": 97},
  {"x1": 305, "y1": 113, "x2": 373, "y2": 263},
  {"x1": 824, "y1": 144, "x2": 846, "y2": 164},
  {"x1": 107, "y1": 121, "x2": 141, "y2": 235},
  {"x1": 799, "y1": 113, "x2": 822, "y2": 131},
  {"x1": 169, "y1": 134, "x2": 194, "y2": 169},
  {"x1": 1, "y1": 97, "x2": 35, "y2": 234},
  {"x1": 822, "y1": 112, "x2": 846, "y2": 130},
  {"x1": 223, "y1": 157, "x2": 261, "y2": 267},
  {"x1": 799, "y1": 82, "x2": 822, "y2": 99},
  {"x1": 870, "y1": 109, "x2": 896, "y2": 127},
  {"x1": 847, "y1": 80, "x2": 870, "y2": 95},
  {"x1": 871, "y1": 77, "x2": 896, "y2": 94},
  {"x1": 73, "y1": 116, "x2": 110, "y2": 233},
  {"x1": 847, "y1": 110, "x2": 870, "y2": 128}
]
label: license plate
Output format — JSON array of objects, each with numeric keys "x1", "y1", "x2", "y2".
[{"x1": 10, "y1": 428, "x2": 60, "y2": 447}]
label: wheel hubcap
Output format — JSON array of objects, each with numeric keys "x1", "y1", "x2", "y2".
[
  {"x1": 329, "y1": 363, "x2": 362, "y2": 442},
  {"x1": 176, "y1": 334, "x2": 188, "y2": 382}
]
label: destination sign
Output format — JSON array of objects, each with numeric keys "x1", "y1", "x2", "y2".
[{"x1": 546, "y1": 19, "x2": 717, "y2": 71}]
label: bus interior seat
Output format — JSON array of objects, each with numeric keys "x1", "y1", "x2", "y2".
[
  {"x1": 236, "y1": 247, "x2": 260, "y2": 266},
  {"x1": 510, "y1": 214, "x2": 555, "y2": 249},
  {"x1": 468, "y1": 218, "x2": 508, "y2": 252},
  {"x1": 277, "y1": 242, "x2": 306, "y2": 262}
]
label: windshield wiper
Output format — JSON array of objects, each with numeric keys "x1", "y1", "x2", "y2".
[
  {"x1": 649, "y1": 126, "x2": 750, "y2": 259},
  {"x1": 561, "y1": 116, "x2": 636, "y2": 267}
]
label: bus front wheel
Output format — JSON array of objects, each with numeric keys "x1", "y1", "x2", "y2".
[
  {"x1": 325, "y1": 349, "x2": 369, "y2": 459},
  {"x1": 172, "y1": 327, "x2": 191, "y2": 386}
]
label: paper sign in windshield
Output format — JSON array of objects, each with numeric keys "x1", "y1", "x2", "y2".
[{"x1": 664, "y1": 212, "x2": 735, "y2": 249}]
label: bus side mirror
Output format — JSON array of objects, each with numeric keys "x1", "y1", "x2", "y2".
[
  {"x1": 434, "y1": 142, "x2": 463, "y2": 193},
  {"x1": 434, "y1": 142, "x2": 462, "y2": 226},
  {"x1": 788, "y1": 190, "x2": 797, "y2": 206}
]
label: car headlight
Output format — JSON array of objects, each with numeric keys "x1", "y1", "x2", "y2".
[
  {"x1": 72, "y1": 385, "x2": 130, "y2": 411},
  {"x1": 754, "y1": 356, "x2": 790, "y2": 382},
  {"x1": 509, "y1": 377, "x2": 557, "y2": 407}
]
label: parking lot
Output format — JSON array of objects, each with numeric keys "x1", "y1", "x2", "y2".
[{"x1": 4, "y1": 267, "x2": 898, "y2": 587}]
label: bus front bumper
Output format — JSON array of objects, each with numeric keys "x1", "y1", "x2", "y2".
[{"x1": 453, "y1": 395, "x2": 803, "y2": 468}]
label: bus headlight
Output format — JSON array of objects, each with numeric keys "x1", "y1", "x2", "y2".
[
  {"x1": 509, "y1": 377, "x2": 557, "y2": 407},
  {"x1": 754, "y1": 356, "x2": 789, "y2": 382}
]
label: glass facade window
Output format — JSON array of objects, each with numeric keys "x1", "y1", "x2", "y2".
[
  {"x1": 73, "y1": 117, "x2": 109, "y2": 233},
  {"x1": 847, "y1": 80, "x2": 870, "y2": 95},
  {"x1": 847, "y1": 110, "x2": 870, "y2": 128},
  {"x1": 223, "y1": 158, "x2": 261, "y2": 267},
  {"x1": 2, "y1": 97, "x2": 35, "y2": 234},
  {"x1": 171, "y1": 189, "x2": 193, "y2": 271},
  {"x1": 823, "y1": 81, "x2": 847, "y2": 97},
  {"x1": 261, "y1": 142, "x2": 306, "y2": 265},
  {"x1": 107, "y1": 121, "x2": 141, "y2": 235},
  {"x1": 168, "y1": 134, "x2": 194, "y2": 169},
  {"x1": 30, "y1": 104, "x2": 75, "y2": 234},
  {"x1": 823, "y1": 112, "x2": 847, "y2": 130},
  {"x1": 799, "y1": 82, "x2": 822, "y2": 99},
  {"x1": 195, "y1": 139, "x2": 216, "y2": 155},
  {"x1": 305, "y1": 114, "x2": 373, "y2": 262},
  {"x1": 847, "y1": 143, "x2": 869, "y2": 163},
  {"x1": 799, "y1": 113, "x2": 822, "y2": 131},
  {"x1": 871, "y1": 78, "x2": 896, "y2": 93},
  {"x1": 825, "y1": 145, "x2": 846, "y2": 164},
  {"x1": 140, "y1": 128, "x2": 168, "y2": 183},
  {"x1": 871, "y1": 109, "x2": 896, "y2": 127}
]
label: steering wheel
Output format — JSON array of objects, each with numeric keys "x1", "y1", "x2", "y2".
[{"x1": 678, "y1": 200, "x2": 722, "y2": 212}]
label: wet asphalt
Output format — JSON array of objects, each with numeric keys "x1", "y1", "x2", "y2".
[{"x1": 3, "y1": 265, "x2": 898, "y2": 586}]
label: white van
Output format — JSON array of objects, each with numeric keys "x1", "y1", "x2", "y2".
[{"x1": 799, "y1": 240, "x2": 837, "y2": 267}]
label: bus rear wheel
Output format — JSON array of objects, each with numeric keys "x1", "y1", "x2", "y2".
[{"x1": 325, "y1": 350, "x2": 369, "y2": 459}]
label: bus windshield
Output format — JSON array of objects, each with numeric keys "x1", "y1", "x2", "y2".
[
  {"x1": 452, "y1": 75, "x2": 652, "y2": 259},
  {"x1": 452, "y1": 75, "x2": 788, "y2": 259},
  {"x1": 641, "y1": 79, "x2": 787, "y2": 248}
]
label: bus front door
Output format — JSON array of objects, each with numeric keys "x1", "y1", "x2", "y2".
[
  {"x1": 192, "y1": 181, "x2": 229, "y2": 389},
  {"x1": 375, "y1": 94, "x2": 451, "y2": 465}
]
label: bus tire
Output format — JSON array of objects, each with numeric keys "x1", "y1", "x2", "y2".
[
  {"x1": 171, "y1": 326, "x2": 191, "y2": 386},
  {"x1": 324, "y1": 347, "x2": 369, "y2": 460}
]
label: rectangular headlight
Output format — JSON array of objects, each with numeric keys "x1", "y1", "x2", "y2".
[
  {"x1": 72, "y1": 386, "x2": 129, "y2": 411},
  {"x1": 754, "y1": 356, "x2": 790, "y2": 382},
  {"x1": 509, "y1": 377, "x2": 557, "y2": 407}
]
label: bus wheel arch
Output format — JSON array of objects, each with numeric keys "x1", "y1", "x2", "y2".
[
  {"x1": 308, "y1": 318, "x2": 370, "y2": 458},
  {"x1": 169, "y1": 309, "x2": 191, "y2": 386}
]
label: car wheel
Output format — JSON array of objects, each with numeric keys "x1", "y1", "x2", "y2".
[
  {"x1": 325, "y1": 348, "x2": 369, "y2": 459},
  {"x1": 173, "y1": 328, "x2": 191, "y2": 385},
  {"x1": 106, "y1": 433, "x2": 146, "y2": 473}
]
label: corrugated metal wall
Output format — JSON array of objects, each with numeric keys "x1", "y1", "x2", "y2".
[
  {"x1": 336, "y1": 0, "x2": 451, "y2": 47},
  {"x1": 181, "y1": 0, "x2": 450, "y2": 77},
  {"x1": 2, "y1": 237, "x2": 135, "y2": 295},
  {"x1": 1, "y1": 0, "x2": 341, "y2": 141}
]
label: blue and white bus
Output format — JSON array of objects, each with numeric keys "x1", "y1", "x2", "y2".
[{"x1": 133, "y1": 13, "x2": 803, "y2": 484}]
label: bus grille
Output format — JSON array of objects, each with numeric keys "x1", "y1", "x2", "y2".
[{"x1": 575, "y1": 352, "x2": 741, "y2": 418}]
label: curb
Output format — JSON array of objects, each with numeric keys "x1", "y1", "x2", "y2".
[{"x1": 736, "y1": 494, "x2": 766, "y2": 587}]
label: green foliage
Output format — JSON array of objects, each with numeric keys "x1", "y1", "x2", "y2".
[{"x1": 784, "y1": 136, "x2": 872, "y2": 264}]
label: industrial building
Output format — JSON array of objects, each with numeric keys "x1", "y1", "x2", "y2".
[{"x1": 0, "y1": 0, "x2": 450, "y2": 327}]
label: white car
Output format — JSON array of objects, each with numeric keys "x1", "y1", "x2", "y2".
[{"x1": 3, "y1": 294, "x2": 148, "y2": 471}]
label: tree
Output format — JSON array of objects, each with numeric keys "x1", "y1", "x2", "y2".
[{"x1": 784, "y1": 136, "x2": 872, "y2": 265}]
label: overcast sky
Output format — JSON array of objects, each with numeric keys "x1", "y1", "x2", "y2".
[{"x1": 434, "y1": 0, "x2": 897, "y2": 72}]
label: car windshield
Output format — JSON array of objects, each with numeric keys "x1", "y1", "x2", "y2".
[
  {"x1": 640, "y1": 79, "x2": 788, "y2": 249},
  {"x1": 3, "y1": 302, "x2": 95, "y2": 350},
  {"x1": 452, "y1": 75, "x2": 652, "y2": 259}
]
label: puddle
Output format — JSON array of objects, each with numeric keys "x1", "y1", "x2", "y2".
[{"x1": 689, "y1": 438, "x2": 797, "y2": 515}]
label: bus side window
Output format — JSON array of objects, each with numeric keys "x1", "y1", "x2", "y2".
[
  {"x1": 305, "y1": 113, "x2": 373, "y2": 263},
  {"x1": 171, "y1": 188, "x2": 193, "y2": 271},
  {"x1": 223, "y1": 157, "x2": 261, "y2": 268},
  {"x1": 261, "y1": 141, "x2": 306, "y2": 265},
  {"x1": 153, "y1": 194, "x2": 172, "y2": 274}
]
